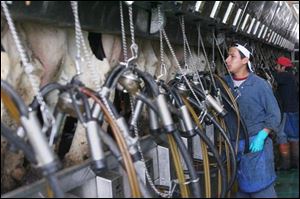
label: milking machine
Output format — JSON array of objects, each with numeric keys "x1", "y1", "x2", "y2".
[{"x1": 2, "y1": 1, "x2": 297, "y2": 198}]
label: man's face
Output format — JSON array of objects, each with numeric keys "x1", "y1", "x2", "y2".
[
  {"x1": 275, "y1": 63, "x2": 285, "y2": 72},
  {"x1": 225, "y1": 47, "x2": 249, "y2": 74}
]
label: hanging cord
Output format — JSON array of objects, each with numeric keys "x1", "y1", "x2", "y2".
[
  {"x1": 157, "y1": 6, "x2": 167, "y2": 80},
  {"x1": 1, "y1": 1, "x2": 55, "y2": 131},
  {"x1": 119, "y1": 1, "x2": 128, "y2": 63},
  {"x1": 119, "y1": 2, "x2": 138, "y2": 67},
  {"x1": 212, "y1": 29, "x2": 215, "y2": 72},
  {"x1": 128, "y1": 4, "x2": 137, "y2": 53},
  {"x1": 70, "y1": 1, "x2": 101, "y2": 92},
  {"x1": 180, "y1": 16, "x2": 206, "y2": 93},
  {"x1": 70, "y1": 1, "x2": 82, "y2": 76},
  {"x1": 71, "y1": 1, "x2": 117, "y2": 122},
  {"x1": 197, "y1": 24, "x2": 218, "y2": 94},
  {"x1": 180, "y1": 16, "x2": 188, "y2": 71},
  {"x1": 213, "y1": 33, "x2": 234, "y2": 83},
  {"x1": 161, "y1": 26, "x2": 203, "y2": 110}
]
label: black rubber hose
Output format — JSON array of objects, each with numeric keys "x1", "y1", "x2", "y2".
[
  {"x1": 239, "y1": 117, "x2": 249, "y2": 154},
  {"x1": 1, "y1": 123, "x2": 37, "y2": 164},
  {"x1": 219, "y1": 91, "x2": 236, "y2": 112},
  {"x1": 160, "y1": 80, "x2": 184, "y2": 107},
  {"x1": 110, "y1": 66, "x2": 133, "y2": 90},
  {"x1": 69, "y1": 89, "x2": 86, "y2": 124},
  {"x1": 172, "y1": 130, "x2": 202, "y2": 198},
  {"x1": 194, "y1": 127, "x2": 227, "y2": 198},
  {"x1": 136, "y1": 93, "x2": 159, "y2": 115},
  {"x1": 30, "y1": 83, "x2": 66, "y2": 109},
  {"x1": 187, "y1": 97, "x2": 237, "y2": 194},
  {"x1": 134, "y1": 68, "x2": 160, "y2": 97},
  {"x1": 45, "y1": 174, "x2": 64, "y2": 198},
  {"x1": 78, "y1": 92, "x2": 92, "y2": 121},
  {"x1": 205, "y1": 113, "x2": 237, "y2": 194},
  {"x1": 191, "y1": 84, "x2": 206, "y2": 100},
  {"x1": 104, "y1": 64, "x2": 125, "y2": 88},
  {"x1": 213, "y1": 89, "x2": 249, "y2": 150},
  {"x1": 167, "y1": 96, "x2": 227, "y2": 197},
  {"x1": 97, "y1": 126, "x2": 122, "y2": 161},
  {"x1": 214, "y1": 80, "x2": 250, "y2": 153},
  {"x1": 106, "y1": 99, "x2": 120, "y2": 119},
  {"x1": 158, "y1": 81, "x2": 184, "y2": 106},
  {"x1": 1, "y1": 80, "x2": 28, "y2": 117},
  {"x1": 169, "y1": 87, "x2": 184, "y2": 106},
  {"x1": 166, "y1": 102, "x2": 227, "y2": 197}
]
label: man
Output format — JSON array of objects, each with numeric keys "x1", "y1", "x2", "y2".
[
  {"x1": 224, "y1": 43, "x2": 281, "y2": 198},
  {"x1": 274, "y1": 56, "x2": 299, "y2": 170}
]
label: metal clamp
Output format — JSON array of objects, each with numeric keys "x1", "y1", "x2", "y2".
[{"x1": 198, "y1": 108, "x2": 207, "y2": 124}]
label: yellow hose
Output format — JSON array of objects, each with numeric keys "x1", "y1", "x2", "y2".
[
  {"x1": 215, "y1": 113, "x2": 232, "y2": 198},
  {"x1": 1, "y1": 90, "x2": 20, "y2": 123},
  {"x1": 217, "y1": 131, "x2": 222, "y2": 197},
  {"x1": 167, "y1": 134, "x2": 190, "y2": 197},
  {"x1": 220, "y1": 118, "x2": 231, "y2": 197},
  {"x1": 46, "y1": 182, "x2": 54, "y2": 198},
  {"x1": 201, "y1": 138, "x2": 211, "y2": 197},
  {"x1": 213, "y1": 74, "x2": 241, "y2": 154}
]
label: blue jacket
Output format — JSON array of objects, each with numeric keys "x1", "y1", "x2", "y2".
[
  {"x1": 224, "y1": 73, "x2": 281, "y2": 193},
  {"x1": 224, "y1": 73, "x2": 281, "y2": 139}
]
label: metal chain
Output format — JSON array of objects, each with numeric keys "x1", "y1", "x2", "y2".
[
  {"x1": 71, "y1": 1, "x2": 117, "y2": 121},
  {"x1": 128, "y1": 4, "x2": 138, "y2": 61},
  {"x1": 180, "y1": 16, "x2": 188, "y2": 70},
  {"x1": 213, "y1": 33, "x2": 234, "y2": 83},
  {"x1": 197, "y1": 24, "x2": 218, "y2": 92},
  {"x1": 128, "y1": 4, "x2": 135, "y2": 46},
  {"x1": 158, "y1": 6, "x2": 166, "y2": 79},
  {"x1": 212, "y1": 30, "x2": 216, "y2": 70},
  {"x1": 119, "y1": 1, "x2": 128, "y2": 62},
  {"x1": 1, "y1": 2, "x2": 28, "y2": 65},
  {"x1": 161, "y1": 28, "x2": 203, "y2": 109},
  {"x1": 180, "y1": 17, "x2": 206, "y2": 93},
  {"x1": 1, "y1": 1, "x2": 55, "y2": 128},
  {"x1": 99, "y1": 92, "x2": 116, "y2": 120},
  {"x1": 71, "y1": 1, "x2": 101, "y2": 92},
  {"x1": 70, "y1": 1, "x2": 82, "y2": 75},
  {"x1": 129, "y1": 97, "x2": 171, "y2": 198}
]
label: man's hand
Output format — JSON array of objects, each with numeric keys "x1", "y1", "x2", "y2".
[{"x1": 249, "y1": 129, "x2": 269, "y2": 152}]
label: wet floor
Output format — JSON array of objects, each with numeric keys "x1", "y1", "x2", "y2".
[{"x1": 274, "y1": 168, "x2": 299, "y2": 198}]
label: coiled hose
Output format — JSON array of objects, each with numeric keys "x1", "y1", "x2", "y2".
[
  {"x1": 187, "y1": 96, "x2": 237, "y2": 195},
  {"x1": 182, "y1": 97, "x2": 227, "y2": 198}
]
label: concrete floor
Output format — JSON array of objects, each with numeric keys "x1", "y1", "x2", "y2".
[{"x1": 275, "y1": 168, "x2": 299, "y2": 198}]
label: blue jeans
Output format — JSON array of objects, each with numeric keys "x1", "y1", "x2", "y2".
[
  {"x1": 236, "y1": 183, "x2": 277, "y2": 198},
  {"x1": 284, "y1": 112, "x2": 299, "y2": 141},
  {"x1": 277, "y1": 113, "x2": 287, "y2": 144},
  {"x1": 277, "y1": 112, "x2": 299, "y2": 144}
]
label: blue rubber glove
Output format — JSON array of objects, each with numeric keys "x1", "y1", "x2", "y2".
[{"x1": 249, "y1": 129, "x2": 269, "y2": 152}]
